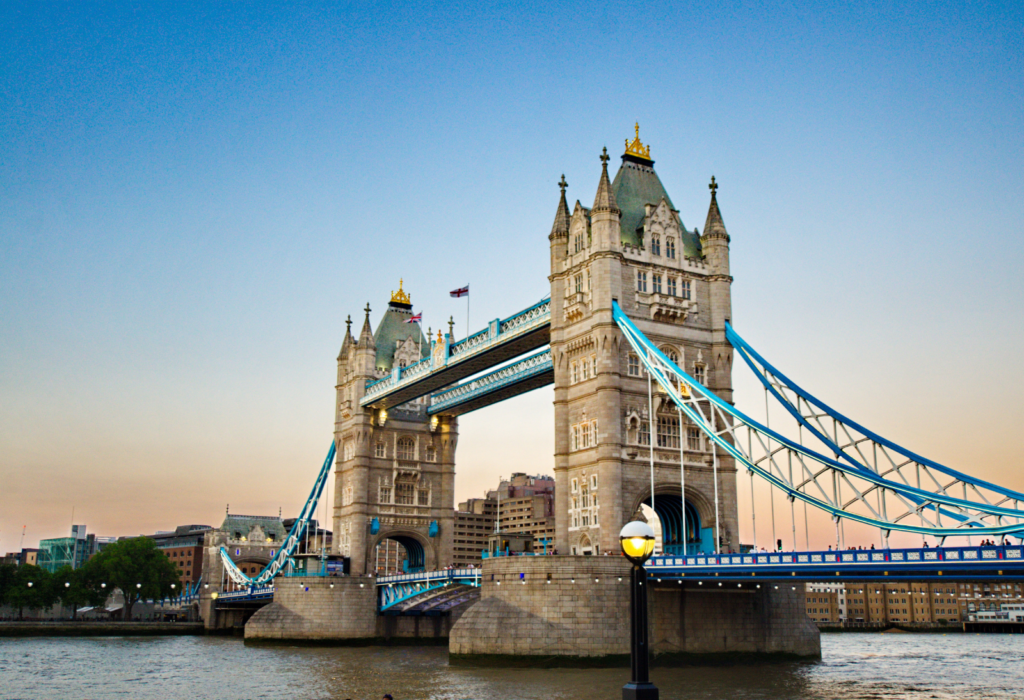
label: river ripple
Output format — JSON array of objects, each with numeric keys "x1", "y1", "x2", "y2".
[{"x1": 0, "y1": 632, "x2": 1021, "y2": 699}]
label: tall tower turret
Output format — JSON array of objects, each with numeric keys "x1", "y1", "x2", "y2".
[
  {"x1": 700, "y1": 176, "x2": 734, "y2": 404},
  {"x1": 549, "y1": 125, "x2": 738, "y2": 557},
  {"x1": 333, "y1": 283, "x2": 455, "y2": 575}
]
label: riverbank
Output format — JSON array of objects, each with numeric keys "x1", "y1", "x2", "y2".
[{"x1": 0, "y1": 621, "x2": 204, "y2": 637}]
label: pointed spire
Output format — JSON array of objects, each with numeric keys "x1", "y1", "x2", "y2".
[
  {"x1": 549, "y1": 174, "x2": 571, "y2": 239},
  {"x1": 592, "y1": 147, "x2": 619, "y2": 213},
  {"x1": 338, "y1": 314, "x2": 353, "y2": 360},
  {"x1": 702, "y1": 176, "x2": 728, "y2": 241},
  {"x1": 357, "y1": 303, "x2": 374, "y2": 348}
]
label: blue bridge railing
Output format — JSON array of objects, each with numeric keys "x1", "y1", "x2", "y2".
[{"x1": 648, "y1": 544, "x2": 1024, "y2": 580}]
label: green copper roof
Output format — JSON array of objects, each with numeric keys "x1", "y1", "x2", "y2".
[
  {"x1": 611, "y1": 157, "x2": 702, "y2": 257},
  {"x1": 374, "y1": 302, "x2": 428, "y2": 371},
  {"x1": 221, "y1": 514, "x2": 287, "y2": 540}
]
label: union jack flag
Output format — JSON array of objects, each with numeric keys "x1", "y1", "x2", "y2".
[
  {"x1": 406, "y1": 312, "x2": 422, "y2": 323},
  {"x1": 450, "y1": 285, "x2": 469, "y2": 298}
]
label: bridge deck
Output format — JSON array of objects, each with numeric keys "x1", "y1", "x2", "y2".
[{"x1": 648, "y1": 544, "x2": 1024, "y2": 581}]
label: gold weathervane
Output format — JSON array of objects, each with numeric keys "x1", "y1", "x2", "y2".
[
  {"x1": 390, "y1": 278, "x2": 411, "y2": 305},
  {"x1": 624, "y1": 122, "x2": 652, "y2": 161}
]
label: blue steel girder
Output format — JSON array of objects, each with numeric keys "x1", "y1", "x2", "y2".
[
  {"x1": 361, "y1": 299, "x2": 551, "y2": 410},
  {"x1": 377, "y1": 568, "x2": 482, "y2": 611},
  {"x1": 428, "y1": 349, "x2": 553, "y2": 416},
  {"x1": 646, "y1": 544, "x2": 1024, "y2": 582},
  {"x1": 383, "y1": 583, "x2": 481, "y2": 614}
]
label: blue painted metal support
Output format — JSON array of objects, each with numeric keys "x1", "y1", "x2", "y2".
[
  {"x1": 611, "y1": 301, "x2": 1024, "y2": 538},
  {"x1": 377, "y1": 568, "x2": 482, "y2": 611},
  {"x1": 428, "y1": 349, "x2": 553, "y2": 416},
  {"x1": 218, "y1": 441, "x2": 336, "y2": 587},
  {"x1": 215, "y1": 586, "x2": 276, "y2": 603}
]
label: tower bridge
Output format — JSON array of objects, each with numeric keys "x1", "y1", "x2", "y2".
[{"x1": 202, "y1": 125, "x2": 1024, "y2": 661}]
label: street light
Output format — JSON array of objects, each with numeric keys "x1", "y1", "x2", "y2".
[{"x1": 620, "y1": 521, "x2": 658, "y2": 700}]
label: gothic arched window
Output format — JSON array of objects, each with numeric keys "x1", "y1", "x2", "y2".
[
  {"x1": 397, "y1": 437, "x2": 415, "y2": 460},
  {"x1": 666, "y1": 237, "x2": 676, "y2": 259},
  {"x1": 651, "y1": 236, "x2": 661, "y2": 256}
]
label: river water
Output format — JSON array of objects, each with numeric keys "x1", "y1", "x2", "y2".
[{"x1": 0, "y1": 632, "x2": 1021, "y2": 700}]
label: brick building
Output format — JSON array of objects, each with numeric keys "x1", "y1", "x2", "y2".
[
  {"x1": 146, "y1": 524, "x2": 213, "y2": 589},
  {"x1": 808, "y1": 579, "x2": 1024, "y2": 625},
  {"x1": 452, "y1": 498, "x2": 496, "y2": 567}
]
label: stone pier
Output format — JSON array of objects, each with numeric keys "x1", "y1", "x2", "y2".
[
  {"x1": 449, "y1": 556, "x2": 820, "y2": 664},
  {"x1": 242, "y1": 576, "x2": 465, "y2": 643}
]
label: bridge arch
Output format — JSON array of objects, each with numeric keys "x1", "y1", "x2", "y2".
[
  {"x1": 369, "y1": 529, "x2": 435, "y2": 574},
  {"x1": 631, "y1": 485, "x2": 716, "y2": 555}
]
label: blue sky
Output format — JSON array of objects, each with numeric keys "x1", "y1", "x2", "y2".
[{"x1": 2, "y1": 1, "x2": 1022, "y2": 552}]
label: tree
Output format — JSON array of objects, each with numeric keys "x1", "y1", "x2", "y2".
[
  {"x1": 0, "y1": 562, "x2": 17, "y2": 609},
  {"x1": 53, "y1": 565, "x2": 105, "y2": 620},
  {"x1": 88, "y1": 538, "x2": 180, "y2": 620},
  {"x1": 7, "y1": 565, "x2": 56, "y2": 620}
]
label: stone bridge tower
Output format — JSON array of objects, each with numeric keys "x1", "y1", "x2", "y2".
[
  {"x1": 332, "y1": 281, "x2": 456, "y2": 575},
  {"x1": 548, "y1": 126, "x2": 738, "y2": 556}
]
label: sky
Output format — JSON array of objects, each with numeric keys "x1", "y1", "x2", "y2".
[{"x1": 2, "y1": 1, "x2": 1023, "y2": 554}]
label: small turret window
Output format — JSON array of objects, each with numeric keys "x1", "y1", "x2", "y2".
[
  {"x1": 374, "y1": 443, "x2": 385, "y2": 458},
  {"x1": 681, "y1": 279, "x2": 692, "y2": 300},
  {"x1": 627, "y1": 353, "x2": 640, "y2": 377},
  {"x1": 574, "y1": 274, "x2": 583, "y2": 294},
  {"x1": 652, "y1": 236, "x2": 661, "y2": 256},
  {"x1": 666, "y1": 238, "x2": 676, "y2": 259},
  {"x1": 653, "y1": 274, "x2": 662, "y2": 294},
  {"x1": 667, "y1": 277, "x2": 677, "y2": 296},
  {"x1": 693, "y1": 363, "x2": 706, "y2": 385},
  {"x1": 426, "y1": 446, "x2": 436, "y2": 462}
]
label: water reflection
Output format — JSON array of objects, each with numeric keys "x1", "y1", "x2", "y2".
[{"x1": 0, "y1": 633, "x2": 1021, "y2": 699}]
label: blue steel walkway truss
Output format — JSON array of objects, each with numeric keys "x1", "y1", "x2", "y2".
[{"x1": 361, "y1": 299, "x2": 551, "y2": 411}]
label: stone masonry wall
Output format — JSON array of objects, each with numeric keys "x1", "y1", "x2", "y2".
[
  {"x1": 450, "y1": 556, "x2": 820, "y2": 662},
  {"x1": 450, "y1": 556, "x2": 633, "y2": 658},
  {"x1": 244, "y1": 576, "x2": 377, "y2": 641},
  {"x1": 650, "y1": 582, "x2": 820, "y2": 657}
]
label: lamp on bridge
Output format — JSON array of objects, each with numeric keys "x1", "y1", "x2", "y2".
[{"x1": 620, "y1": 521, "x2": 658, "y2": 700}]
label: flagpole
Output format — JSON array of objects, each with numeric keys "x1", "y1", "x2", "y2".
[{"x1": 466, "y1": 286, "x2": 470, "y2": 337}]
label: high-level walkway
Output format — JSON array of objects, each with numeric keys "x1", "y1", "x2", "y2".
[{"x1": 360, "y1": 298, "x2": 551, "y2": 413}]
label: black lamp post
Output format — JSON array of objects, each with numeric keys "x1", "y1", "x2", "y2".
[{"x1": 620, "y1": 521, "x2": 658, "y2": 700}]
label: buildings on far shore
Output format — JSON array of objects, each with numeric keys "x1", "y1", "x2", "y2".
[
  {"x1": 806, "y1": 580, "x2": 1024, "y2": 626},
  {"x1": 452, "y1": 473, "x2": 556, "y2": 567}
]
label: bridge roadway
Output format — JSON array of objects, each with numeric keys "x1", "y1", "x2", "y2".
[
  {"x1": 360, "y1": 298, "x2": 551, "y2": 414},
  {"x1": 210, "y1": 544, "x2": 1024, "y2": 620},
  {"x1": 377, "y1": 544, "x2": 1024, "y2": 590}
]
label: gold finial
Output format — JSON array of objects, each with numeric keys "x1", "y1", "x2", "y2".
[
  {"x1": 437, "y1": 329, "x2": 443, "y2": 343},
  {"x1": 390, "y1": 278, "x2": 411, "y2": 305},
  {"x1": 624, "y1": 122, "x2": 652, "y2": 161}
]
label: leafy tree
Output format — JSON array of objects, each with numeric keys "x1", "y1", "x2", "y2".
[
  {"x1": 89, "y1": 537, "x2": 179, "y2": 620},
  {"x1": 0, "y1": 562, "x2": 16, "y2": 609},
  {"x1": 53, "y1": 565, "x2": 106, "y2": 620},
  {"x1": 8, "y1": 565, "x2": 56, "y2": 619}
]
